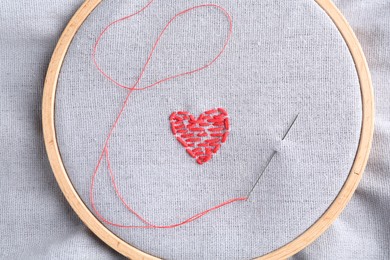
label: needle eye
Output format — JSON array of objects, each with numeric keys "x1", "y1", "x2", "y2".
[{"x1": 282, "y1": 113, "x2": 299, "y2": 141}]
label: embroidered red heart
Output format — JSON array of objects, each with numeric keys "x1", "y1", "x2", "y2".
[{"x1": 170, "y1": 108, "x2": 230, "y2": 165}]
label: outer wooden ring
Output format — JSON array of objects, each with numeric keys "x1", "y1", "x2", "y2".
[{"x1": 42, "y1": 0, "x2": 374, "y2": 259}]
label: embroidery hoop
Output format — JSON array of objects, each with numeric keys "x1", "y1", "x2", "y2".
[{"x1": 42, "y1": 0, "x2": 374, "y2": 258}]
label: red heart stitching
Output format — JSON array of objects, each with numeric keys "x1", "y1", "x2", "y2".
[{"x1": 170, "y1": 108, "x2": 230, "y2": 164}]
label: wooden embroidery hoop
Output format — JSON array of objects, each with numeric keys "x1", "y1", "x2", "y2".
[{"x1": 42, "y1": 0, "x2": 374, "y2": 259}]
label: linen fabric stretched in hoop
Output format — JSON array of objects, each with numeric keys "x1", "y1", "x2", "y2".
[
  {"x1": 88, "y1": 2, "x2": 247, "y2": 229},
  {"x1": 43, "y1": 0, "x2": 374, "y2": 259}
]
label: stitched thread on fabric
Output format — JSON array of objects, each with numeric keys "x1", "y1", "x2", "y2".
[{"x1": 170, "y1": 108, "x2": 230, "y2": 164}]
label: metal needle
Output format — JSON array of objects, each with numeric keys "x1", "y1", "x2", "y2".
[
  {"x1": 246, "y1": 150, "x2": 277, "y2": 200},
  {"x1": 282, "y1": 113, "x2": 299, "y2": 141},
  {"x1": 246, "y1": 114, "x2": 299, "y2": 200}
]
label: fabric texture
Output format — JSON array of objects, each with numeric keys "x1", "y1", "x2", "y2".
[
  {"x1": 55, "y1": 0, "x2": 361, "y2": 259},
  {"x1": 0, "y1": 0, "x2": 389, "y2": 259}
]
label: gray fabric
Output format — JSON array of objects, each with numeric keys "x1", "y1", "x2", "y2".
[
  {"x1": 293, "y1": 1, "x2": 390, "y2": 259},
  {"x1": 55, "y1": 0, "x2": 361, "y2": 259},
  {"x1": 0, "y1": 1, "x2": 388, "y2": 260},
  {"x1": 0, "y1": 1, "x2": 119, "y2": 259}
]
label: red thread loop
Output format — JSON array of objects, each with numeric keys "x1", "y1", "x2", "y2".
[
  {"x1": 90, "y1": 0, "x2": 247, "y2": 229},
  {"x1": 92, "y1": 2, "x2": 233, "y2": 91}
]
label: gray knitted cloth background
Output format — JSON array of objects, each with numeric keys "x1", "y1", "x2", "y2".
[
  {"x1": 55, "y1": 0, "x2": 361, "y2": 259},
  {"x1": 3, "y1": 0, "x2": 389, "y2": 260}
]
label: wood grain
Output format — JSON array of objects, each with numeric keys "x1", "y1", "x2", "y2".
[{"x1": 42, "y1": 0, "x2": 374, "y2": 259}]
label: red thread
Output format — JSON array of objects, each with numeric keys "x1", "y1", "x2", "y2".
[
  {"x1": 90, "y1": 0, "x2": 246, "y2": 229},
  {"x1": 177, "y1": 137, "x2": 188, "y2": 147},
  {"x1": 188, "y1": 127, "x2": 206, "y2": 132},
  {"x1": 170, "y1": 109, "x2": 230, "y2": 164},
  {"x1": 205, "y1": 138, "x2": 221, "y2": 143},
  {"x1": 197, "y1": 155, "x2": 212, "y2": 164},
  {"x1": 207, "y1": 118, "x2": 224, "y2": 123},
  {"x1": 208, "y1": 127, "x2": 224, "y2": 132},
  {"x1": 186, "y1": 138, "x2": 202, "y2": 143},
  {"x1": 218, "y1": 108, "x2": 228, "y2": 115},
  {"x1": 192, "y1": 148, "x2": 202, "y2": 153},
  {"x1": 213, "y1": 144, "x2": 221, "y2": 153},
  {"x1": 186, "y1": 149, "x2": 196, "y2": 158},
  {"x1": 181, "y1": 133, "x2": 194, "y2": 138},
  {"x1": 222, "y1": 132, "x2": 229, "y2": 143},
  {"x1": 224, "y1": 118, "x2": 230, "y2": 130},
  {"x1": 205, "y1": 109, "x2": 217, "y2": 114}
]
